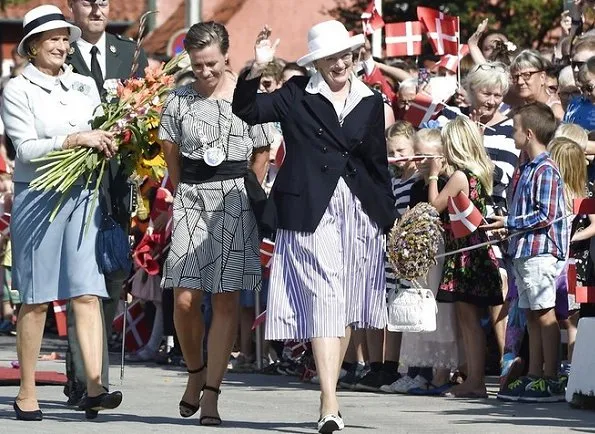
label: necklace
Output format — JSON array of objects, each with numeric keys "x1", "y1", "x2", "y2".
[{"x1": 199, "y1": 100, "x2": 233, "y2": 167}]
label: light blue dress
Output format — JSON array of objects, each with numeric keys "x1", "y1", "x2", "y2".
[{"x1": 1, "y1": 64, "x2": 107, "y2": 304}]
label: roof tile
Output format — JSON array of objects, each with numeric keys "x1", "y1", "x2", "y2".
[{"x1": 0, "y1": 0, "x2": 146, "y2": 23}]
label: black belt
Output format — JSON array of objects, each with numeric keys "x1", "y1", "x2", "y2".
[{"x1": 180, "y1": 157, "x2": 248, "y2": 184}]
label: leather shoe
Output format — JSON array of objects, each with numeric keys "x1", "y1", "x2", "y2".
[
  {"x1": 13, "y1": 401, "x2": 43, "y2": 421},
  {"x1": 78, "y1": 389, "x2": 123, "y2": 417}
]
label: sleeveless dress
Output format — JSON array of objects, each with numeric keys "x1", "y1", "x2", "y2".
[
  {"x1": 436, "y1": 170, "x2": 503, "y2": 307},
  {"x1": 158, "y1": 84, "x2": 272, "y2": 293}
]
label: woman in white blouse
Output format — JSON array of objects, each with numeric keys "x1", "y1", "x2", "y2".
[{"x1": 1, "y1": 5, "x2": 121, "y2": 420}]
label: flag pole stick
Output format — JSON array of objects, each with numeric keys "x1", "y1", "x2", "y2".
[
  {"x1": 456, "y1": 17, "x2": 461, "y2": 88},
  {"x1": 372, "y1": 0, "x2": 382, "y2": 58},
  {"x1": 120, "y1": 296, "x2": 127, "y2": 384}
]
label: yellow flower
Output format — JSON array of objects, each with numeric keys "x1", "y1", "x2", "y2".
[
  {"x1": 146, "y1": 117, "x2": 160, "y2": 130},
  {"x1": 135, "y1": 151, "x2": 166, "y2": 180},
  {"x1": 147, "y1": 128, "x2": 159, "y2": 144}
]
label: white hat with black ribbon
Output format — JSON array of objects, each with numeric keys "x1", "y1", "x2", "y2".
[{"x1": 17, "y1": 4, "x2": 82, "y2": 57}]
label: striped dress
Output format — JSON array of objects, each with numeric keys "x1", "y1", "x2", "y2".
[
  {"x1": 158, "y1": 84, "x2": 273, "y2": 293},
  {"x1": 483, "y1": 117, "x2": 520, "y2": 270},
  {"x1": 265, "y1": 73, "x2": 388, "y2": 340},
  {"x1": 385, "y1": 172, "x2": 419, "y2": 294}
]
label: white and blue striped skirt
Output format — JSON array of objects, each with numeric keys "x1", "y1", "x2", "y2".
[{"x1": 265, "y1": 178, "x2": 388, "y2": 340}]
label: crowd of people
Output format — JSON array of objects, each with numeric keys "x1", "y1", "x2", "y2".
[{"x1": 0, "y1": 0, "x2": 595, "y2": 432}]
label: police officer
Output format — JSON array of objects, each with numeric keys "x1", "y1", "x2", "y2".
[{"x1": 64, "y1": 0, "x2": 148, "y2": 407}]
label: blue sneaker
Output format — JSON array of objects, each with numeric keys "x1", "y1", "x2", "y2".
[
  {"x1": 497, "y1": 376, "x2": 533, "y2": 402},
  {"x1": 519, "y1": 377, "x2": 565, "y2": 403},
  {"x1": 0, "y1": 319, "x2": 14, "y2": 335},
  {"x1": 499, "y1": 355, "x2": 524, "y2": 391},
  {"x1": 559, "y1": 361, "x2": 571, "y2": 377}
]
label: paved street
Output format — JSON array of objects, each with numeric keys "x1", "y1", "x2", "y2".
[{"x1": 0, "y1": 335, "x2": 594, "y2": 433}]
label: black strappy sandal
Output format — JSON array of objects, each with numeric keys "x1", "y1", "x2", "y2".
[
  {"x1": 179, "y1": 364, "x2": 206, "y2": 418},
  {"x1": 199, "y1": 385, "x2": 222, "y2": 426}
]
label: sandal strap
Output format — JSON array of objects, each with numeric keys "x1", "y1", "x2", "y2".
[
  {"x1": 187, "y1": 364, "x2": 206, "y2": 374},
  {"x1": 202, "y1": 385, "x2": 221, "y2": 395}
]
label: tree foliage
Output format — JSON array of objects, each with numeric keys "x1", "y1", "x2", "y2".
[
  {"x1": 1, "y1": 0, "x2": 31, "y2": 11},
  {"x1": 325, "y1": 0, "x2": 564, "y2": 50}
]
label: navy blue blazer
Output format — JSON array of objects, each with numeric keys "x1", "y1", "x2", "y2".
[{"x1": 232, "y1": 73, "x2": 396, "y2": 234}]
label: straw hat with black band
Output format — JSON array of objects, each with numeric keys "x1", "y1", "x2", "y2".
[{"x1": 17, "y1": 4, "x2": 81, "y2": 57}]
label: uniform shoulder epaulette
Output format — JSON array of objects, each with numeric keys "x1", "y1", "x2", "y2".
[{"x1": 116, "y1": 34, "x2": 136, "y2": 43}]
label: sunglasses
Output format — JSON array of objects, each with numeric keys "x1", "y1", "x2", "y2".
[
  {"x1": 511, "y1": 70, "x2": 543, "y2": 83},
  {"x1": 80, "y1": 0, "x2": 109, "y2": 6},
  {"x1": 571, "y1": 60, "x2": 586, "y2": 70},
  {"x1": 582, "y1": 83, "x2": 595, "y2": 93}
]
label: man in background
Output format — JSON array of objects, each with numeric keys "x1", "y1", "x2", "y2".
[{"x1": 64, "y1": 0, "x2": 148, "y2": 406}]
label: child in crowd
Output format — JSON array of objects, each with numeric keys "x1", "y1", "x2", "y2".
[
  {"x1": 492, "y1": 102, "x2": 569, "y2": 403},
  {"x1": 397, "y1": 129, "x2": 460, "y2": 396},
  {"x1": 357, "y1": 121, "x2": 417, "y2": 392},
  {"x1": 428, "y1": 116, "x2": 503, "y2": 399},
  {"x1": 0, "y1": 170, "x2": 15, "y2": 335},
  {"x1": 549, "y1": 137, "x2": 595, "y2": 373}
]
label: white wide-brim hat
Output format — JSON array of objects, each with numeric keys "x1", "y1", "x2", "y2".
[
  {"x1": 297, "y1": 20, "x2": 365, "y2": 67},
  {"x1": 17, "y1": 4, "x2": 82, "y2": 57}
]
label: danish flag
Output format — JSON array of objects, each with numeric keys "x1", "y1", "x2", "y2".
[
  {"x1": 434, "y1": 44, "x2": 470, "y2": 73},
  {"x1": 447, "y1": 191, "x2": 483, "y2": 238},
  {"x1": 260, "y1": 238, "x2": 275, "y2": 279},
  {"x1": 361, "y1": 0, "x2": 384, "y2": 35},
  {"x1": 112, "y1": 300, "x2": 150, "y2": 353},
  {"x1": 52, "y1": 300, "x2": 68, "y2": 337},
  {"x1": 274, "y1": 138, "x2": 286, "y2": 167},
  {"x1": 0, "y1": 213, "x2": 9, "y2": 237},
  {"x1": 403, "y1": 92, "x2": 445, "y2": 127},
  {"x1": 385, "y1": 21, "x2": 423, "y2": 57},
  {"x1": 417, "y1": 6, "x2": 459, "y2": 55},
  {"x1": 252, "y1": 310, "x2": 267, "y2": 330}
]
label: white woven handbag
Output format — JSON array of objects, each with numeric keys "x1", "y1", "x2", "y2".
[{"x1": 387, "y1": 285, "x2": 437, "y2": 332}]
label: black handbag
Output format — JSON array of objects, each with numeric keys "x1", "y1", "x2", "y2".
[
  {"x1": 96, "y1": 174, "x2": 132, "y2": 276},
  {"x1": 244, "y1": 169, "x2": 270, "y2": 237}
]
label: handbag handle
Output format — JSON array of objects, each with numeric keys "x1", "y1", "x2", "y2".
[{"x1": 99, "y1": 162, "x2": 114, "y2": 217}]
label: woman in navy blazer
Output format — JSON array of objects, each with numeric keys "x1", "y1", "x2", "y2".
[{"x1": 233, "y1": 21, "x2": 395, "y2": 433}]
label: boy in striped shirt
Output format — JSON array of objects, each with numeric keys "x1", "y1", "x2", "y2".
[{"x1": 484, "y1": 102, "x2": 568, "y2": 403}]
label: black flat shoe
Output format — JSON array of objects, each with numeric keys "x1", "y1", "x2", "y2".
[
  {"x1": 78, "y1": 389, "x2": 123, "y2": 417},
  {"x1": 179, "y1": 364, "x2": 206, "y2": 418},
  {"x1": 199, "y1": 385, "x2": 222, "y2": 426},
  {"x1": 13, "y1": 401, "x2": 43, "y2": 421}
]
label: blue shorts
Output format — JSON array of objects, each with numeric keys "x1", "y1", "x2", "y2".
[{"x1": 240, "y1": 276, "x2": 268, "y2": 308}]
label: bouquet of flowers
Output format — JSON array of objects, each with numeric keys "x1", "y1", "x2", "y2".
[
  {"x1": 387, "y1": 202, "x2": 444, "y2": 280},
  {"x1": 29, "y1": 52, "x2": 186, "y2": 226}
]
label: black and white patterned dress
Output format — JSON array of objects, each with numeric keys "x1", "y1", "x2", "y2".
[{"x1": 158, "y1": 84, "x2": 271, "y2": 293}]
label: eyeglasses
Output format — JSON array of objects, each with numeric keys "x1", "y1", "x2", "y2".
[
  {"x1": 511, "y1": 70, "x2": 543, "y2": 83},
  {"x1": 559, "y1": 87, "x2": 581, "y2": 98},
  {"x1": 322, "y1": 52, "x2": 353, "y2": 64},
  {"x1": 582, "y1": 83, "x2": 595, "y2": 94},
  {"x1": 571, "y1": 60, "x2": 586, "y2": 70},
  {"x1": 473, "y1": 63, "x2": 507, "y2": 73},
  {"x1": 80, "y1": 0, "x2": 109, "y2": 7}
]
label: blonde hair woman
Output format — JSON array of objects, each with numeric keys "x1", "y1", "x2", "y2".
[
  {"x1": 427, "y1": 115, "x2": 503, "y2": 398},
  {"x1": 548, "y1": 138, "x2": 595, "y2": 370},
  {"x1": 553, "y1": 123, "x2": 589, "y2": 152}
]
